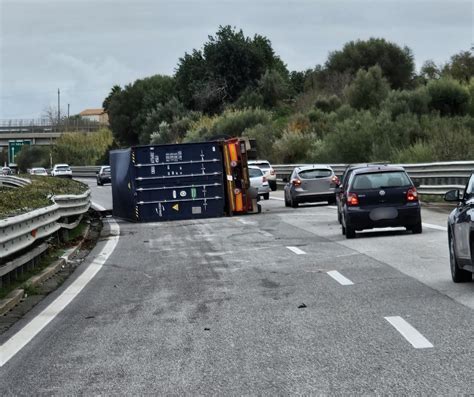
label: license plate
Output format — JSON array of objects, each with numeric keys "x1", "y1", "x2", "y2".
[{"x1": 369, "y1": 207, "x2": 398, "y2": 221}]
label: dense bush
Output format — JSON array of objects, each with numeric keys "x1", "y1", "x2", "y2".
[
  {"x1": 426, "y1": 78, "x2": 470, "y2": 116},
  {"x1": 16, "y1": 145, "x2": 51, "y2": 172},
  {"x1": 345, "y1": 66, "x2": 390, "y2": 110},
  {"x1": 53, "y1": 129, "x2": 113, "y2": 166}
]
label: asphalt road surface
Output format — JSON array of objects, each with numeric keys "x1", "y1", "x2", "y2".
[{"x1": 1, "y1": 180, "x2": 473, "y2": 395}]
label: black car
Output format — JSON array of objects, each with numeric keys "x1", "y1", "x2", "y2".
[
  {"x1": 336, "y1": 163, "x2": 386, "y2": 224},
  {"x1": 96, "y1": 166, "x2": 111, "y2": 186},
  {"x1": 444, "y1": 173, "x2": 474, "y2": 282},
  {"x1": 339, "y1": 166, "x2": 422, "y2": 238}
]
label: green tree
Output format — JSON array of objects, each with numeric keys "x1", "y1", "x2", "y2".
[
  {"x1": 107, "y1": 75, "x2": 176, "y2": 146},
  {"x1": 443, "y1": 50, "x2": 474, "y2": 83},
  {"x1": 420, "y1": 60, "x2": 442, "y2": 81},
  {"x1": 175, "y1": 26, "x2": 288, "y2": 113},
  {"x1": 258, "y1": 69, "x2": 289, "y2": 107},
  {"x1": 426, "y1": 78, "x2": 470, "y2": 116},
  {"x1": 381, "y1": 88, "x2": 431, "y2": 119},
  {"x1": 345, "y1": 65, "x2": 390, "y2": 110},
  {"x1": 102, "y1": 85, "x2": 122, "y2": 112},
  {"x1": 140, "y1": 98, "x2": 187, "y2": 144},
  {"x1": 16, "y1": 146, "x2": 51, "y2": 172},
  {"x1": 326, "y1": 38, "x2": 415, "y2": 89}
]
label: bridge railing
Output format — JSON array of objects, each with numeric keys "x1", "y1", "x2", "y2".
[{"x1": 0, "y1": 118, "x2": 107, "y2": 133}]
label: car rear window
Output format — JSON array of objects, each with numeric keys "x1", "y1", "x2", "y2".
[
  {"x1": 352, "y1": 171, "x2": 411, "y2": 190},
  {"x1": 251, "y1": 162, "x2": 271, "y2": 169},
  {"x1": 57, "y1": 166, "x2": 69, "y2": 170},
  {"x1": 298, "y1": 169, "x2": 332, "y2": 179},
  {"x1": 104, "y1": 167, "x2": 111, "y2": 172},
  {"x1": 249, "y1": 168, "x2": 263, "y2": 177}
]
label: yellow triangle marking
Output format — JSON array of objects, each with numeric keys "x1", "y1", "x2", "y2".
[{"x1": 172, "y1": 203, "x2": 179, "y2": 211}]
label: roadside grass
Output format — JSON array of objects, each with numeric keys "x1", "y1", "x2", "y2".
[{"x1": 0, "y1": 176, "x2": 88, "y2": 219}]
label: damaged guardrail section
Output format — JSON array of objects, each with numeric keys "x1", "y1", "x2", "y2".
[{"x1": 0, "y1": 190, "x2": 90, "y2": 259}]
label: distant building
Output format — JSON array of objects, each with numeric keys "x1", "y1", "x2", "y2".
[{"x1": 79, "y1": 108, "x2": 109, "y2": 124}]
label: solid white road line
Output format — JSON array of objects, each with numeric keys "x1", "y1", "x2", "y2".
[
  {"x1": 327, "y1": 270, "x2": 354, "y2": 285},
  {"x1": 286, "y1": 246, "x2": 306, "y2": 255},
  {"x1": 384, "y1": 316, "x2": 433, "y2": 349},
  {"x1": 0, "y1": 215, "x2": 120, "y2": 367},
  {"x1": 422, "y1": 223, "x2": 447, "y2": 232}
]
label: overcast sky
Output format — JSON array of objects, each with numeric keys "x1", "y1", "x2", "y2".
[{"x1": 0, "y1": 0, "x2": 472, "y2": 119}]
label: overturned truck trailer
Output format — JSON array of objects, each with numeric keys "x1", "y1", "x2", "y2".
[{"x1": 110, "y1": 139, "x2": 256, "y2": 222}]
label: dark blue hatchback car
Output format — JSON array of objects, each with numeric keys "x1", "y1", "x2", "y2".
[{"x1": 339, "y1": 166, "x2": 422, "y2": 239}]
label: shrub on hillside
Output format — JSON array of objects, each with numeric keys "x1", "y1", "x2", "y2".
[
  {"x1": 345, "y1": 65, "x2": 390, "y2": 110},
  {"x1": 426, "y1": 78, "x2": 470, "y2": 116}
]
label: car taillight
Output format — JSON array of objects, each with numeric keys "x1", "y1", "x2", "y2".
[
  {"x1": 291, "y1": 179, "x2": 302, "y2": 187},
  {"x1": 270, "y1": 169, "x2": 275, "y2": 176},
  {"x1": 331, "y1": 175, "x2": 340, "y2": 185},
  {"x1": 407, "y1": 187, "x2": 418, "y2": 202},
  {"x1": 347, "y1": 192, "x2": 359, "y2": 206}
]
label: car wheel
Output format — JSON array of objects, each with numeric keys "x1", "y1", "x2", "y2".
[
  {"x1": 411, "y1": 221, "x2": 422, "y2": 234},
  {"x1": 270, "y1": 181, "x2": 277, "y2": 191},
  {"x1": 449, "y1": 232, "x2": 472, "y2": 282},
  {"x1": 263, "y1": 193, "x2": 270, "y2": 200},
  {"x1": 291, "y1": 196, "x2": 298, "y2": 208},
  {"x1": 345, "y1": 225, "x2": 356, "y2": 239},
  {"x1": 97, "y1": 179, "x2": 102, "y2": 186}
]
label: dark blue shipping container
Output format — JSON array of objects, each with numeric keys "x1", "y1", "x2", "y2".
[{"x1": 110, "y1": 142, "x2": 226, "y2": 222}]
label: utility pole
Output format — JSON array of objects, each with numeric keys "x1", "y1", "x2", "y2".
[
  {"x1": 67, "y1": 103, "x2": 70, "y2": 131},
  {"x1": 57, "y1": 88, "x2": 61, "y2": 127}
]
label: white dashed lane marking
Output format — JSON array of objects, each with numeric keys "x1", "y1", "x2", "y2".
[
  {"x1": 385, "y1": 316, "x2": 433, "y2": 349},
  {"x1": 286, "y1": 246, "x2": 306, "y2": 255},
  {"x1": 327, "y1": 270, "x2": 354, "y2": 285}
]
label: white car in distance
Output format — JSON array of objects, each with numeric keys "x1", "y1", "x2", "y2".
[
  {"x1": 51, "y1": 164, "x2": 72, "y2": 178},
  {"x1": 30, "y1": 167, "x2": 48, "y2": 176},
  {"x1": 249, "y1": 165, "x2": 271, "y2": 200},
  {"x1": 248, "y1": 160, "x2": 277, "y2": 191}
]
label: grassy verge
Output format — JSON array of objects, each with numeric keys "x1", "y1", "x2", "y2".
[{"x1": 0, "y1": 176, "x2": 88, "y2": 219}]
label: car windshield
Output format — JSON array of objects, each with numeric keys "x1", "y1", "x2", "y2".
[
  {"x1": 352, "y1": 171, "x2": 411, "y2": 190},
  {"x1": 249, "y1": 168, "x2": 263, "y2": 177},
  {"x1": 298, "y1": 169, "x2": 332, "y2": 179}
]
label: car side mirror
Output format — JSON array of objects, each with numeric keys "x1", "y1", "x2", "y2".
[
  {"x1": 444, "y1": 189, "x2": 461, "y2": 202},
  {"x1": 413, "y1": 181, "x2": 421, "y2": 188}
]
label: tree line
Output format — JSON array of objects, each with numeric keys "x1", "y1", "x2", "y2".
[{"x1": 98, "y1": 26, "x2": 474, "y2": 164}]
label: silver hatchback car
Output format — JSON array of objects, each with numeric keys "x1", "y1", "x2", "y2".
[{"x1": 284, "y1": 165, "x2": 338, "y2": 207}]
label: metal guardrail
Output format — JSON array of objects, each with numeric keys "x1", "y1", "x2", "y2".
[
  {"x1": 0, "y1": 176, "x2": 32, "y2": 188},
  {"x1": 70, "y1": 161, "x2": 474, "y2": 195},
  {"x1": 273, "y1": 161, "x2": 474, "y2": 196},
  {"x1": 0, "y1": 190, "x2": 91, "y2": 260},
  {"x1": 70, "y1": 166, "x2": 101, "y2": 178}
]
